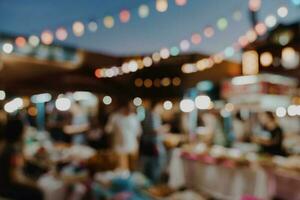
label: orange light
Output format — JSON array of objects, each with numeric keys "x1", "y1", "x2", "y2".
[
  {"x1": 95, "y1": 69, "x2": 103, "y2": 78},
  {"x1": 119, "y1": 9, "x2": 131, "y2": 23},
  {"x1": 15, "y1": 36, "x2": 26, "y2": 48},
  {"x1": 28, "y1": 106, "x2": 38, "y2": 117}
]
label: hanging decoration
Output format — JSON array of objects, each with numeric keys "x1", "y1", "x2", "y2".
[{"x1": 94, "y1": 8, "x2": 246, "y2": 78}]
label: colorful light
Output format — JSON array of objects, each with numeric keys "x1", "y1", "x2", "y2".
[
  {"x1": 15, "y1": 37, "x2": 26, "y2": 48},
  {"x1": 95, "y1": 69, "x2": 103, "y2": 78},
  {"x1": 138, "y1": 4, "x2": 150, "y2": 18},
  {"x1": 204, "y1": 26, "x2": 214, "y2": 38},
  {"x1": 144, "y1": 79, "x2": 153, "y2": 88},
  {"x1": 170, "y1": 46, "x2": 180, "y2": 56},
  {"x1": 255, "y1": 22, "x2": 267, "y2": 36},
  {"x1": 103, "y1": 96, "x2": 112, "y2": 105},
  {"x1": 56, "y1": 27, "x2": 68, "y2": 41},
  {"x1": 191, "y1": 33, "x2": 202, "y2": 45},
  {"x1": 292, "y1": 0, "x2": 300, "y2": 6},
  {"x1": 248, "y1": 0, "x2": 261, "y2": 12},
  {"x1": 180, "y1": 40, "x2": 190, "y2": 51},
  {"x1": 281, "y1": 47, "x2": 299, "y2": 69},
  {"x1": 156, "y1": 0, "x2": 168, "y2": 12},
  {"x1": 276, "y1": 107, "x2": 286, "y2": 118},
  {"x1": 152, "y1": 52, "x2": 161, "y2": 62},
  {"x1": 242, "y1": 50, "x2": 259, "y2": 75},
  {"x1": 172, "y1": 77, "x2": 181, "y2": 86},
  {"x1": 161, "y1": 77, "x2": 171, "y2": 86},
  {"x1": 28, "y1": 35, "x2": 40, "y2": 47},
  {"x1": 73, "y1": 21, "x2": 85, "y2": 37},
  {"x1": 277, "y1": 6, "x2": 288, "y2": 18},
  {"x1": 175, "y1": 0, "x2": 187, "y2": 6},
  {"x1": 163, "y1": 100, "x2": 173, "y2": 110},
  {"x1": 180, "y1": 99, "x2": 195, "y2": 113},
  {"x1": 195, "y1": 95, "x2": 211, "y2": 110},
  {"x1": 88, "y1": 21, "x2": 98, "y2": 32},
  {"x1": 103, "y1": 16, "x2": 115, "y2": 29},
  {"x1": 233, "y1": 10, "x2": 242, "y2": 21},
  {"x1": 0, "y1": 90, "x2": 5, "y2": 100},
  {"x1": 135, "y1": 78, "x2": 144, "y2": 87},
  {"x1": 133, "y1": 97, "x2": 142, "y2": 106},
  {"x1": 2, "y1": 43, "x2": 13, "y2": 54},
  {"x1": 260, "y1": 52, "x2": 273, "y2": 67},
  {"x1": 119, "y1": 9, "x2": 131, "y2": 23},
  {"x1": 143, "y1": 57, "x2": 153, "y2": 67},
  {"x1": 41, "y1": 30, "x2": 54, "y2": 45},
  {"x1": 160, "y1": 48, "x2": 170, "y2": 59},
  {"x1": 265, "y1": 15, "x2": 277, "y2": 28},
  {"x1": 217, "y1": 18, "x2": 228, "y2": 31},
  {"x1": 224, "y1": 46, "x2": 235, "y2": 57}
]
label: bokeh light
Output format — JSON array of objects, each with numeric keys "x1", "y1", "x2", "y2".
[
  {"x1": 103, "y1": 16, "x2": 115, "y2": 29},
  {"x1": 2, "y1": 43, "x2": 14, "y2": 54},
  {"x1": 119, "y1": 9, "x2": 131, "y2": 23},
  {"x1": 73, "y1": 21, "x2": 85, "y2": 37},
  {"x1": 56, "y1": 27, "x2": 68, "y2": 41},
  {"x1": 41, "y1": 30, "x2": 54, "y2": 45},
  {"x1": 138, "y1": 4, "x2": 150, "y2": 18},
  {"x1": 163, "y1": 100, "x2": 173, "y2": 110},
  {"x1": 260, "y1": 52, "x2": 273, "y2": 67},
  {"x1": 55, "y1": 97, "x2": 71, "y2": 111},
  {"x1": 180, "y1": 99, "x2": 195, "y2": 113},
  {"x1": 156, "y1": 0, "x2": 168, "y2": 12},
  {"x1": 103, "y1": 96, "x2": 112, "y2": 105}
]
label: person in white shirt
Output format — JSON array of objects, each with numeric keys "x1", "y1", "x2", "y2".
[{"x1": 105, "y1": 102, "x2": 142, "y2": 171}]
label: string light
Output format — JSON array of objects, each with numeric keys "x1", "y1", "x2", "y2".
[
  {"x1": 119, "y1": 9, "x2": 131, "y2": 23},
  {"x1": 73, "y1": 21, "x2": 85, "y2": 37},
  {"x1": 277, "y1": 6, "x2": 288, "y2": 18},
  {"x1": 152, "y1": 52, "x2": 161, "y2": 62},
  {"x1": 163, "y1": 100, "x2": 173, "y2": 110},
  {"x1": 103, "y1": 16, "x2": 114, "y2": 28},
  {"x1": 88, "y1": 21, "x2": 98, "y2": 32},
  {"x1": 133, "y1": 97, "x2": 142, "y2": 106},
  {"x1": 248, "y1": 0, "x2": 261, "y2": 12},
  {"x1": 191, "y1": 33, "x2": 202, "y2": 45},
  {"x1": 103, "y1": 96, "x2": 112, "y2": 105},
  {"x1": 156, "y1": 0, "x2": 168, "y2": 12},
  {"x1": 41, "y1": 30, "x2": 54, "y2": 45},
  {"x1": 15, "y1": 37, "x2": 26, "y2": 48},
  {"x1": 160, "y1": 48, "x2": 170, "y2": 59},
  {"x1": 56, "y1": 27, "x2": 68, "y2": 41},
  {"x1": 180, "y1": 40, "x2": 190, "y2": 51},
  {"x1": 260, "y1": 52, "x2": 273, "y2": 67},
  {"x1": 175, "y1": 0, "x2": 187, "y2": 6},
  {"x1": 265, "y1": 15, "x2": 277, "y2": 28},
  {"x1": 254, "y1": 22, "x2": 267, "y2": 36},
  {"x1": 204, "y1": 26, "x2": 214, "y2": 38},
  {"x1": 138, "y1": 4, "x2": 150, "y2": 18},
  {"x1": 28, "y1": 35, "x2": 40, "y2": 47},
  {"x1": 2, "y1": 43, "x2": 14, "y2": 54},
  {"x1": 143, "y1": 56, "x2": 153, "y2": 67},
  {"x1": 217, "y1": 18, "x2": 228, "y2": 30}
]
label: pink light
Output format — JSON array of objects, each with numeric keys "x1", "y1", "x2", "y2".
[{"x1": 119, "y1": 9, "x2": 131, "y2": 23}]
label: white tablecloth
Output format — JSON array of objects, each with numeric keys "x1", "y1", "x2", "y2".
[{"x1": 168, "y1": 149, "x2": 270, "y2": 200}]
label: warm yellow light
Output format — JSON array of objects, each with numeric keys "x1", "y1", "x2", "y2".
[
  {"x1": 135, "y1": 78, "x2": 144, "y2": 87},
  {"x1": 152, "y1": 52, "x2": 161, "y2": 62},
  {"x1": 161, "y1": 77, "x2": 171, "y2": 87},
  {"x1": 160, "y1": 48, "x2": 170, "y2": 59},
  {"x1": 103, "y1": 16, "x2": 114, "y2": 29},
  {"x1": 242, "y1": 50, "x2": 259, "y2": 75},
  {"x1": 156, "y1": 0, "x2": 168, "y2": 12},
  {"x1": 144, "y1": 79, "x2": 153, "y2": 88},
  {"x1": 72, "y1": 21, "x2": 85, "y2": 37},
  {"x1": 143, "y1": 57, "x2": 153, "y2": 67},
  {"x1": 260, "y1": 52, "x2": 273, "y2": 67}
]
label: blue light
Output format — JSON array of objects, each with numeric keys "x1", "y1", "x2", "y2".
[
  {"x1": 196, "y1": 81, "x2": 214, "y2": 91},
  {"x1": 292, "y1": 0, "x2": 300, "y2": 6}
]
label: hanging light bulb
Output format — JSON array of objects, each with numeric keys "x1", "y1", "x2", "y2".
[{"x1": 156, "y1": 0, "x2": 168, "y2": 12}]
